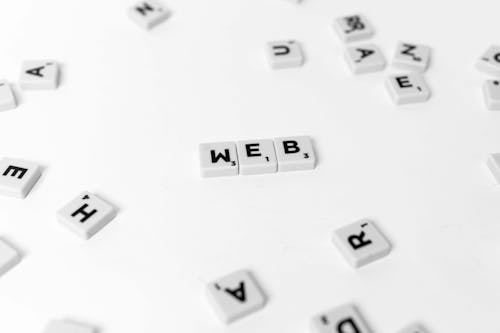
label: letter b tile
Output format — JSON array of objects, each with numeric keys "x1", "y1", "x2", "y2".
[
  {"x1": 311, "y1": 304, "x2": 372, "y2": 333},
  {"x1": 274, "y1": 136, "x2": 316, "y2": 172},
  {"x1": 332, "y1": 219, "x2": 391, "y2": 268},
  {"x1": 207, "y1": 270, "x2": 267, "y2": 324},
  {"x1": 57, "y1": 191, "x2": 117, "y2": 239}
]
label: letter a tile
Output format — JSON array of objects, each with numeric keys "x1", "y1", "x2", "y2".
[
  {"x1": 199, "y1": 142, "x2": 239, "y2": 177},
  {"x1": 207, "y1": 270, "x2": 267, "y2": 324},
  {"x1": 19, "y1": 60, "x2": 59, "y2": 90},
  {"x1": 57, "y1": 191, "x2": 117, "y2": 239},
  {"x1": 332, "y1": 219, "x2": 391, "y2": 268},
  {"x1": 311, "y1": 304, "x2": 372, "y2": 333}
]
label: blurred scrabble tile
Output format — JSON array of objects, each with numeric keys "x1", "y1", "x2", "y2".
[
  {"x1": 311, "y1": 304, "x2": 372, "y2": 333},
  {"x1": 128, "y1": 0, "x2": 170, "y2": 29},
  {"x1": 398, "y1": 323, "x2": 430, "y2": 333},
  {"x1": 385, "y1": 74, "x2": 431, "y2": 105},
  {"x1": 483, "y1": 80, "x2": 500, "y2": 110},
  {"x1": 333, "y1": 15, "x2": 374, "y2": 43},
  {"x1": 237, "y1": 139, "x2": 277, "y2": 175},
  {"x1": 344, "y1": 44, "x2": 386, "y2": 74},
  {"x1": 332, "y1": 219, "x2": 391, "y2": 268},
  {"x1": 274, "y1": 136, "x2": 316, "y2": 172},
  {"x1": 487, "y1": 153, "x2": 500, "y2": 184},
  {"x1": 392, "y1": 42, "x2": 431, "y2": 72},
  {"x1": 57, "y1": 191, "x2": 117, "y2": 239},
  {"x1": 0, "y1": 81, "x2": 16, "y2": 112},
  {"x1": 207, "y1": 270, "x2": 266, "y2": 324},
  {"x1": 19, "y1": 61, "x2": 59, "y2": 90},
  {"x1": 0, "y1": 239, "x2": 20, "y2": 277},
  {"x1": 477, "y1": 45, "x2": 500, "y2": 77},
  {"x1": 0, "y1": 158, "x2": 41, "y2": 198},
  {"x1": 266, "y1": 40, "x2": 304, "y2": 69},
  {"x1": 43, "y1": 319, "x2": 97, "y2": 333},
  {"x1": 199, "y1": 142, "x2": 239, "y2": 177}
]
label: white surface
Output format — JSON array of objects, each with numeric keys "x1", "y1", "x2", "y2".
[
  {"x1": 0, "y1": 0, "x2": 499, "y2": 332},
  {"x1": 43, "y1": 319, "x2": 96, "y2": 333}
]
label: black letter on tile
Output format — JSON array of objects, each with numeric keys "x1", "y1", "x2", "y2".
[
  {"x1": 136, "y1": 2, "x2": 155, "y2": 15},
  {"x1": 224, "y1": 281, "x2": 246, "y2": 303},
  {"x1": 283, "y1": 141, "x2": 300, "y2": 154},
  {"x1": 71, "y1": 204, "x2": 98, "y2": 223},
  {"x1": 348, "y1": 231, "x2": 372, "y2": 250},
  {"x1": 211, "y1": 149, "x2": 231, "y2": 163},
  {"x1": 245, "y1": 143, "x2": 261, "y2": 157},
  {"x1": 396, "y1": 76, "x2": 413, "y2": 89},
  {"x1": 273, "y1": 45, "x2": 290, "y2": 56},
  {"x1": 26, "y1": 66, "x2": 45, "y2": 77},
  {"x1": 2, "y1": 165, "x2": 28, "y2": 179},
  {"x1": 337, "y1": 318, "x2": 361, "y2": 333}
]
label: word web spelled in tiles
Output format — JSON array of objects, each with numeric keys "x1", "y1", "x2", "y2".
[
  {"x1": 43, "y1": 319, "x2": 97, "y2": 333},
  {"x1": 57, "y1": 191, "x2": 117, "y2": 239},
  {"x1": 207, "y1": 270, "x2": 266, "y2": 324},
  {"x1": 19, "y1": 60, "x2": 59, "y2": 90},
  {"x1": 0, "y1": 239, "x2": 21, "y2": 277},
  {"x1": 128, "y1": 0, "x2": 170, "y2": 30},
  {"x1": 385, "y1": 74, "x2": 431, "y2": 105},
  {"x1": 0, "y1": 158, "x2": 41, "y2": 198},
  {"x1": 398, "y1": 323, "x2": 430, "y2": 333},
  {"x1": 344, "y1": 44, "x2": 386, "y2": 74},
  {"x1": 333, "y1": 15, "x2": 374, "y2": 42},
  {"x1": 0, "y1": 81, "x2": 16, "y2": 111},
  {"x1": 266, "y1": 40, "x2": 304, "y2": 69},
  {"x1": 311, "y1": 304, "x2": 371, "y2": 333},
  {"x1": 199, "y1": 136, "x2": 316, "y2": 177},
  {"x1": 332, "y1": 219, "x2": 391, "y2": 268},
  {"x1": 392, "y1": 42, "x2": 431, "y2": 73},
  {"x1": 477, "y1": 45, "x2": 500, "y2": 77}
]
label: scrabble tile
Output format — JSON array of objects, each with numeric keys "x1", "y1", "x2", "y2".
[
  {"x1": 311, "y1": 304, "x2": 372, "y2": 333},
  {"x1": 236, "y1": 139, "x2": 277, "y2": 175},
  {"x1": 332, "y1": 219, "x2": 391, "y2": 268},
  {"x1": 476, "y1": 45, "x2": 500, "y2": 77},
  {"x1": 344, "y1": 44, "x2": 386, "y2": 74},
  {"x1": 19, "y1": 61, "x2": 59, "y2": 90},
  {"x1": 128, "y1": 0, "x2": 170, "y2": 30},
  {"x1": 266, "y1": 40, "x2": 304, "y2": 69},
  {"x1": 392, "y1": 42, "x2": 431, "y2": 73},
  {"x1": 207, "y1": 270, "x2": 266, "y2": 324},
  {"x1": 0, "y1": 158, "x2": 42, "y2": 198},
  {"x1": 274, "y1": 136, "x2": 316, "y2": 172},
  {"x1": 199, "y1": 142, "x2": 239, "y2": 177},
  {"x1": 57, "y1": 191, "x2": 117, "y2": 239},
  {"x1": 333, "y1": 15, "x2": 374, "y2": 43},
  {"x1": 0, "y1": 239, "x2": 21, "y2": 277},
  {"x1": 43, "y1": 319, "x2": 97, "y2": 333},
  {"x1": 483, "y1": 80, "x2": 500, "y2": 110},
  {"x1": 487, "y1": 153, "x2": 500, "y2": 184},
  {"x1": 0, "y1": 81, "x2": 16, "y2": 112},
  {"x1": 398, "y1": 323, "x2": 430, "y2": 333},
  {"x1": 385, "y1": 74, "x2": 431, "y2": 105}
]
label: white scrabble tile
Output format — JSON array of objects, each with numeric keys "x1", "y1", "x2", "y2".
[
  {"x1": 266, "y1": 40, "x2": 304, "y2": 69},
  {"x1": 0, "y1": 81, "x2": 16, "y2": 112},
  {"x1": 128, "y1": 0, "x2": 170, "y2": 30},
  {"x1": 199, "y1": 142, "x2": 239, "y2": 177},
  {"x1": 333, "y1": 15, "x2": 374, "y2": 43},
  {"x1": 392, "y1": 42, "x2": 431, "y2": 73},
  {"x1": 483, "y1": 79, "x2": 500, "y2": 110},
  {"x1": 332, "y1": 219, "x2": 391, "y2": 268},
  {"x1": 477, "y1": 45, "x2": 500, "y2": 77},
  {"x1": 19, "y1": 61, "x2": 59, "y2": 90},
  {"x1": 487, "y1": 153, "x2": 500, "y2": 184},
  {"x1": 385, "y1": 74, "x2": 431, "y2": 105},
  {"x1": 344, "y1": 44, "x2": 386, "y2": 74},
  {"x1": 207, "y1": 270, "x2": 266, "y2": 324},
  {"x1": 0, "y1": 239, "x2": 21, "y2": 277},
  {"x1": 274, "y1": 136, "x2": 316, "y2": 172},
  {"x1": 43, "y1": 319, "x2": 97, "y2": 333},
  {"x1": 0, "y1": 158, "x2": 41, "y2": 198},
  {"x1": 237, "y1": 139, "x2": 277, "y2": 175},
  {"x1": 57, "y1": 191, "x2": 117, "y2": 240},
  {"x1": 311, "y1": 304, "x2": 372, "y2": 333},
  {"x1": 398, "y1": 323, "x2": 430, "y2": 333}
]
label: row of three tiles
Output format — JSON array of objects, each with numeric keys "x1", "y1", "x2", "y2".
[{"x1": 199, "y1": 136, "x2": 317, "y2": 177}]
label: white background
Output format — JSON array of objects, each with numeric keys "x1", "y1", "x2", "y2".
[{"x1": 0, "y1": 0, "x2": 499, "y2": 331}]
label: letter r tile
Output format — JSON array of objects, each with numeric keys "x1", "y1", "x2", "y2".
[
  {"x1": 332, "y1": 219, "x2": 391, "y2": 268},
  {"x1": 57, "y1": 191, "x2": 116, "y2": 239}
]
